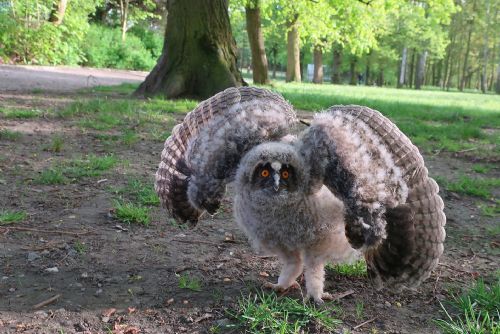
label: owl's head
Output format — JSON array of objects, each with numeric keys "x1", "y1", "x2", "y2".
[{"x1": 236, "y1": 142, "x2": 306, "y2": 195}]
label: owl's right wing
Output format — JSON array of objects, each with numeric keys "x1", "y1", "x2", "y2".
[
  {"x1": 155, "y1": 87, "x2": 297, "y2": 224},
  {"x1": 299, "y1": 106, "x2": 445, "y2": 290}
]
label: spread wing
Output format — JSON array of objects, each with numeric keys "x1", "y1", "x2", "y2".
[
  {"x1": 155, "y1": 87, "x2": 297, "y2": 224},
  {"x1": 299, "y1": 105, "x2": 445, "y2": 289}
]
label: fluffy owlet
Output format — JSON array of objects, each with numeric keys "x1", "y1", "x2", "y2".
[{"x1": 155, "y1": 87, "x2": 446, "y2": 303}]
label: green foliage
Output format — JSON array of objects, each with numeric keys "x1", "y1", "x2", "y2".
[
  {"x1": 0, "y1": 108, "x2": 41, "y2": 119},
  {"x1": 0, "y1": 129, "x2": 22, "y2": 141},
  {"x1": 36, "y1": 168, "x2": 67, "y2": 185},
  {"x1": 228, "y1": 291, "x2": 341, "y2": 333},
  {"x1": 113, "y1": 201, "x2": 150, "y2": 226},
  {"x1": 327, "y1": 259, "x2": 367, "y2": 277},
  {"x1": 178, "y1": 273, "x2": 202, "y2": 292},
  {"x1": 438, "y1": 175, "x2": 500, "y2": 199},
  {"x1": 82, "y1": 24, "x2": 159, "y2": 70},
  {"x1": 0, "y1": 210, "x2": 28, "y2": 225},
  {"x1": 110, "y1": 178, "x2": 159, "y2": 207},
  {"x1": 435, "y1": 277, "x2": 500, "y2": 333},
  {"x1": 64, "y1": 155, "x2": 117, "y2": 178}
]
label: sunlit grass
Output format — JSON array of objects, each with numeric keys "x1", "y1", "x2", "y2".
[
  {"x1": 0, "y1": 108, "x2": 41, "y2": 119},
  {"x1": 436, "y1": 175, "x2": 500, "y2": 199},
  {"x1": 109, "y1": 178, "x2": 159, "y2": 206},
  {"x1": 178, "y1": 273, "x2": 202, "y2": 292},
  {"x1": 113, "y1": 201, "x2": 150, "y2": 226},
  {"x1": 327, "y1": 259, "x2": 367, "y2": 277},
  {"x1": 227, "y1": 291, "x2": 342, "y2": 333},
  {"x1": 0, "y1": 210, "x2": 27, "y2": 225}
]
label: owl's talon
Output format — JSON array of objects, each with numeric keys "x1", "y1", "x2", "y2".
[
  {"x1": 263, "y1": 281, "x2": 299, "y2": 292},
  {"x1": 306, "y1": 292, "x2": 333, "y2": 305}
]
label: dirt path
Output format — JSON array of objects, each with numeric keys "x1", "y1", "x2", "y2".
[
  {"x1": 0, "y1": 65, "x2": 147, "y2": 92},
  {"x1": 0, "y1": 69, "x2": 498, "y2": 333}
]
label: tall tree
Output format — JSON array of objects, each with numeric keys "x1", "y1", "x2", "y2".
[
  {"x1": 135, "y1": 0, "x2": 245, "y2": 99},
  {"x1": 49, "y1": 0, "x2": 68, "y2": 26},
  {"x1": 245, "y1": 0, "x2": 269, "y2": 84},
  {"x1": 286, "y1": 13, "x2": 301, "y2": 82}
]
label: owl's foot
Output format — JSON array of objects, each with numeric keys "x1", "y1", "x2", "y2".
[
  {"x1": 263, "y1": 281, "x2": 300, "y2": 292},
  {"x1": 306, "y1": 292, "x2": 333, "y2": 305}
]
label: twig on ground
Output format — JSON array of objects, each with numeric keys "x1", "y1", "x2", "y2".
[
  {"x1": 330, "y1": 289, "x2": 355, "y2": 301},
  {"x1": 353, "y1": 317, "x2": 376, "y2": 330},
  {"x1": 33, "y1": 294, "x2": 61, "y2": 309},
  {"x1": 171, "y1": 238, "x2": 221, "y2": 247},
  {"x1": 456, "y1": 147, "x2": 477, "y2": 153}
]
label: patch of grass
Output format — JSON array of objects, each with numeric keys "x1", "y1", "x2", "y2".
[
  {"x1": 0, "y1": 210, "x2": 27, "y2": 225},
  {"x1": 228, "y1": 291, "x2": 341, "y2": 333},
  {"x1": 121, "y1": 130, "x2": 139, "y2": 146},
  {"x1": 64, "y1": 154, "x2": 117, "y2": 179},
  {"x1": 110, "y1": 178, "x2": 159, "y2": 206},
  {"x1": 0, "y1": 108, "x2": 41, "y2": 119},
  {"x1": 36, "y1": 168, "x2": 66, "y2": 185},
  {"x1": 73, "y1": 240, "x2": 86, "y2": 254},
  {"x1": 177, "y1": 273, "x2": 202, "y2": 292},
  {"x1": 89, "y1": 83, "x2": 138, "y2": 95},
  {"x1": 327, "y1": 259, "x2": 367, "y2": 277},
  {"x1": 45, "y1": 135, "x2": 64, "y2": 153},
  {"x1": 472, "y1": 164, "x2": 493, "y2": 174},
  {"x1": 435, "y1": 277, "x2": 500, "y2": 333},
  {"x1": 478, "y1": 201, "x2": 500, "y2": 218},
  {"x1": 486, "y1": 223, "x2": 500, "y2": 236},
  {"x1": 113, "y1": 201, "x2": 150, "y2": 226},
  {"x1": 439, "y1": 175, "x2": 500, "y2": 199},
  {"x1": 355, "y1": 301, "x2": 365, "y2": 319},
  {"x1": 0, "y1": 129, "x2": 22, "y2": 141}
]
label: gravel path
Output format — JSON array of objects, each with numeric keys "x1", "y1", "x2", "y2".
[{"x1": 0, "y1": 65, "x2": 148, "y2": 92}]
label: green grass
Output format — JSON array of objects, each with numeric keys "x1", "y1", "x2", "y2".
[
  {"x1": 36, "y1": 168, "x2": 67, "y2": 185},
  {"x1": 0, "y1": 129, "x2": 22, "y2": 141},
  {"x1": 177, "y1": 273, "x2": 202, "y2": 292},
  {"x1": 63, "y1": 154, "x2": 117, "y2": 179},
  {"x1": 0, "y1": 108, "x2": 41, "y2": 119},
  {"x1": 472, "y1": 164, "x2": 493, "y2": 174},
  {"x1": 327, "y1": 259, "x2": 368, "y2": 277},
  {"x1": 270, "y1": 83, "x2": 500, "y2": 158},
  {"x1": 435, "y1": 277, "x2": 500, "y2": 333},
  {"x1": 113, "y1": 201, "x2": 150, "y2": 226},
  {"x1": 228, "y1": 291, "x2": 341, "y2": 333},
  {"x1": 73, "y1": 240, "x2": 86, "y2": 254},
  {"x1": 0, "y1": 210, "x2": 27, "y2": 225},
  {"x1": 436, "y1": 175, "x2": 500, "y2": 199},
  {"x1": 45, "y1": 135, "x2": 64, "y2": 153},
  {"x1": 110, "y1": 178, "x2": 160, "y2": 206},
  {"x1": 478, "y1": 201, "x2": 500, "y2": 218}
]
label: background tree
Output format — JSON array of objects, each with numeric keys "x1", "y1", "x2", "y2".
[{"x1": 135, "y1": 0, "x2": 245, "y2": 99}]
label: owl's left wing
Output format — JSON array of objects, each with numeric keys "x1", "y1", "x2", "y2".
[
  {"x1": 299, "y1": 105, "x2": 445, "y2": 290},
  {"x1": 155, "y1": 87, "x2": 297, "y2": 224}
]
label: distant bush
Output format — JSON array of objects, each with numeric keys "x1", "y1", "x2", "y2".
[{"x1": 82, "y1": 25, "x2": 161, "y2": 71}]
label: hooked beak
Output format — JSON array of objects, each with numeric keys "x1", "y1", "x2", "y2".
[{"x1": 273, "y1": 173, "x2": 280, "y2": 192}]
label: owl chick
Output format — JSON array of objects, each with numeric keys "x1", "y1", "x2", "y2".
[{"x1": 155, "y1": 87, "x2": 446, "y2": 302}]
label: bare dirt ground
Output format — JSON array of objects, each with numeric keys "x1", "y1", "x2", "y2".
[{"x1": 0, "y1": 66, "x2": 498, "y2": 334}]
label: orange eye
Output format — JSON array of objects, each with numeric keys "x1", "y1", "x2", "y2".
[
  {"x1": 281, "y1": 170, "x2": 289, "y2": 179},
  {"x1": 261, "y1": 169, "x2": 270, "y2": 177}
]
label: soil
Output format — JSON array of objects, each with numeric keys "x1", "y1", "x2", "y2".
[{"x1": 0, "y1": 66, "x2": 499, "y2": 334}]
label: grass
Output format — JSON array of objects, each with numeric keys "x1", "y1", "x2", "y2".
[
  {"x1": 435, "y1": 277, "x2": 500, "y2": 333},
  {"x1": 472, "y1": 164, "x2": 493, "y2": 174},
  {"x1": 327, "y1": 259, "x2": 368, "y2": 277},
  {"x1": 45, "y1": 135, "x2": 64, "y2": 152},
  {"x1": 0, "y1": 129, "x2": 22, "y2": 141},
  {"x1": 436, "y1": 175, "x2": 500, "y2": 199},
  {"x1": 36, "y1": 168, "x2": 67, "y2": 185},
  {"x1": 228, "y1": 291, "x2": 341, "y2": 333},
  {"x1": 478, "y1": 201, "x2": 500, "y2": 218},
  {"x1": 177, "y1": 273, "x2": 202, "y2": 292},
  {"x1": 110, "y1": 178, "x2": 160, "y2": 206},
  {"x1": 270, "y1": 83, "x2": 500, "y2": 159},
  {"x1": 73, "y1": 240, "x2": 86, "y2": 254},
  {"x1": 0, "y1": 210, "x2": 27, "y2": 225},
  {"x1": 113, "y1": 201, "x2": 150, "y2": 226},
  {"x1": 0, "y1": 108, "x2": 41, "y2": 119}
]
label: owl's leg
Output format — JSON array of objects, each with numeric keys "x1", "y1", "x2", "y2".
[
  {"x1": 264, "y1": 250, "x2": 303, "y2": 292},
  {"x1": 304, "y1": 253, "x2": 329, "y2": 304}
]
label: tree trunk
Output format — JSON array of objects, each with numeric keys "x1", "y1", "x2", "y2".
[
  {"x1": 365, "y1": 54, "x2": 371, "y2": 85},
  {"x1": 397, "y1": 47, "x2": 408, "y2": 88},
  {"x1": 286, "y1": 15, "x2": 301, "y2": 82},
  {"x1": 271, "y1": 45, "x2": 278, "y2": 79},
  {"x1": 349, "y1": 58, "x2": 357, "y2": 85},
  {"x1": 313, "y1": 45, "x2": 323, "y2": 84},
  {"x1": 460, "y1": 24, "x2": 473, "y2": 91},
  {"x1": 408, "y1": 49, "x2": 416, "y2": 88},
  {"x1": 480, "y1": 0, "x2": 491, "y2": 93},
  {"x1": 119, "y1": 0, "x2": 129, "y2": 41},
  {"x1": 48, "y1": 0, "x2": 68, "y2": 26},
  {"x1": 414, "y1": 51, "x2": 427, "y2": 89},
  {"x1": 245, "y1": 4, "x2": 269, "y2": 84},
  {"x1": 134, "y1": 0, "x2": 245, "y2": 99},
  {"x1": 377, "y1": 69, "x2": 384, "y2": 86},
  {"x1": 331, "y1": 44, "x2": 342, "y2": 84},
  {"x1": 496, "y1": 61, "x2": 500, "y2": 94}
]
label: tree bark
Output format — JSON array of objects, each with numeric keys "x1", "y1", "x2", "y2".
[
  {"x1": 312, "y1": 45, "x2": 323, "y2": 84},
  {"x1": 271, "y1": 44, "x2": 278, "y2": 79},
  {"x1": 414, "y1": 51, "x2": 427, "y2": 90},
  {"x1": 286, "y1": 15, "x2": 301, "y2": 82},
  {"x1": 480, "y1": 0, "x2": 491, "y2": 93},
  {"x1": 245, "y1": 4, "x2": 269, "y2": 84},
  {"x1": 364, "y1": 52, "x2": 371, "y2": 85},
  {"x1": 48, "y1": 0, "x2": 68, "y2": 26},
  {"x1": 134, "y1": 0, "x2": 244, "y2": 99},
  {"x1": 408, "y1": 49, "x2": 416, "y2": 88},
  {"x1": 397, "y1": 47, "x2": 408, "y2": 88},
  {"x1": 119, "y1": 0, "x2": 129, "y2": 41},
  {"x1": 377, "y1": 69, "x2": 384, "y2": 86},
  {"x1": 496, "y1": 62, "x2": 500, "y2": 94},
  {"x1": 460, "y1": 23, "x2": 473, "y2": 91},
  {"x1": 331, "y1": 44, "x2": 342, "y2": 84}
]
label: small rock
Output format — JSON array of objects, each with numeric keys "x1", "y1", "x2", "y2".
[
  {"x1": 101, "y1": 316, "x2": 110, "y2": 323},
  {"x1": 396, "y1": 302, "x2": 402, "y2": 307},
  {"x1": 216, "y1": 318, "x2": 231, "y2": 327},
  {"x1": 34, "y1": 311, "x2": 49, "y2": 319},
  {"x1": 183, "y1": 300, "x2": 189, "y2": 304},
  {"x1": 75, "y1": 283, "x2": 83, "y2": 288},
  {"x1": 45, "y1": 267, "x2": 59, "y2": 273},
  {"x1": 2, "y1": 276, "x2": 8, "y2": 280},
  {"x1": 166, "y1": 298, "x2": 174, "y2": 305},
  {"x1": 27, "y1": 252, "x2": 41, "y2": 262},
  {"x1": 259, "y1": 271, "x2": 269, "y2": 277},
  {"x1": 95, "y1": 288, "x2": 103, "y2": 296},
  {"x1": 384, "y1": 301, "x2": 391, "y2": 307},
  {"x1": 68, "y1": 215, "x2": 76, "y2": 219},
  {"x1": 223, "y1": 278, "x2": 231, "y2": 283},
  {"x1": 8, "y1": 288, "x2": 15, "y2": 292},
  {"x1": 67, "y1": 249, "x2": 78, "y2": 257},
  {"x1": 81, "y1": 272, "x2": 89, "y2": 278},
  {"x1": 41, "y1": 250, "x2": 50, "y2": 256}
]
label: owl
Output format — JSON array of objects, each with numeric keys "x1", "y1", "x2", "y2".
[{"x1": 155, "y1": 87, "x2": 446, "y2": 303}]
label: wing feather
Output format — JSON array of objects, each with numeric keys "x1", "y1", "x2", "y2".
[
  {"x1": 155, "y1": 87, "x2": 297, "y2": 224},
  {"x1": 300, "y1": 105, "x2": 445, "y2": 289}
]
